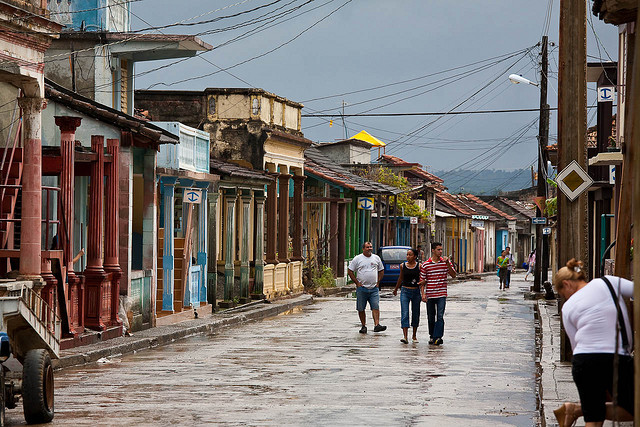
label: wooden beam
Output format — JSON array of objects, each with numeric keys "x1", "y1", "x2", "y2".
[
  {"x1": 557, "y1": 0, "x2": 588, "y2": 361},
  {"x1": 625, "y1": 11, "x2": 640, "y2": 419},
  {"x1": 614, "y1": 28, "x2": 635, "y2": 280}
]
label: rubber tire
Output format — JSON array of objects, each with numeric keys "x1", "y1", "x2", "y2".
[{"x1": 22, "y1": 349, "x2": 54, "y2": 424}]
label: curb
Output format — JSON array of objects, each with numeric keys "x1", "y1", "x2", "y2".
[{"x1": 53, "y1": 295, "x2": 314, "y2": 370}]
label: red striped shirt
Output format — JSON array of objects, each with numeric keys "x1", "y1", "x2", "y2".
[{"x1": 419, "y1": 257, "x2": 450, "y2": 298}]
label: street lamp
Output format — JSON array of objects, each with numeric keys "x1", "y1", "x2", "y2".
[
  {"x1": 508, "y1": 74, "x2": 540, "y2": 87},
  {"x1": 508, "y1": 37, "x2": 549, "y2": 295}
]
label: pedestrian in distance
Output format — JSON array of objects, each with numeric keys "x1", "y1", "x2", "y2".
[
  {"x1": 392, "y1": 248, "x2": 421, "y2": 344},
  {"x1": 504, "y1": 246, "x2": 515, "y2": 288},
  {"x1": 418, "y1": 242, "x2": 456, "y2": 346},
  {"x1": 497, "y1": 250, "x2": 509, "y2": 290},
  {"x1": 552, "y1": 259, "x2": 634, "y2": 427},
  {"x1": 347, "y1": 242, "x2": 387, "y2": 334},
  {"x1": 524, "y1": 249, "x2": 536, "y2": 281}
]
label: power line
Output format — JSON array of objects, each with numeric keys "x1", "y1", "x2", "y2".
[
  {"x1": 300, "y1": 47, "x2": 535, "y2": 103},
  {"x1": 302, "y1": 107, "x2": 557, "y2": 117},
  {"x1": 145, "y1": 0, "x2": 354, "y2": 90}
]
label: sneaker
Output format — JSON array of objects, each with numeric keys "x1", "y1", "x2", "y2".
[
  {"x1": 433, "y1": 338, "x2": 443, "y2": 346},
  {"x1": 400, "y1": 338, "x2": 408, "y2": 344},
  {"x1": 373, "y1": 324, "x2": 387, "y2": 332},
  {"x1": 428, "y1": 337, "x2": 435, "y2": 345},
  {"x1": 359, "y1": 325, "x2": 367, "y2": 334}
]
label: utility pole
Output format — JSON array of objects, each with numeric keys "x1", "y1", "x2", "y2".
[
  {"x1": 557, "y1": 0, "x2": 588, "y2": 361},
  {"x1": 341, "y1": 100, "x2": 348, "y2": 140},
  {"x1": 534, "y1": 35, "x2": 549, "y2": 294}
]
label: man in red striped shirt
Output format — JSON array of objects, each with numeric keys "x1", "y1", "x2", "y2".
[{"x1": 419, "y1": 242, "x2": 457, "y2": 345}]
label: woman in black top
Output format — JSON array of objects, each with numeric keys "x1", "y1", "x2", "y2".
[{"x1": 393, "y1": 248, "x2": 422, "y2": 344}]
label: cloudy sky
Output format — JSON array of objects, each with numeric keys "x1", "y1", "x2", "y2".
[{"x1": 132, "y1": 1, "x2": 618, "y2": 176}]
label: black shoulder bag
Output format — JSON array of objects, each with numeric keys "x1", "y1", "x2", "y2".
[
  {"x1": 602, "y1": 276, "x2": 634, "y2": 413},
  {"x1": 602, "y1": 276, "x2": 632, "y2": 355}
]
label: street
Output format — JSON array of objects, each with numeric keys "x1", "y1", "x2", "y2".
[{"x1": 9, "y1": 274, "x2": 538, "y2": 426}]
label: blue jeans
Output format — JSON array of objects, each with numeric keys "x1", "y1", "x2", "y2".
[
  {"x1": 400, "y1": 287, "x2": 421, "y2": 329},
  {"x1": 506, "y1": 270, "x2": 512, "y2": 287},
  {"x1": 356, "y1": 286, "x2": 380, "y2": 311},
  {"x1": 426, "y1": 297, "x2": 446, "y2": 339}
]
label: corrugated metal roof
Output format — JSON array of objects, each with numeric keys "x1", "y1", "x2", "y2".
[
  {"x1": 305, "y1": 147, "x2": 401, "y2": 195},
  {"x1": 209, "y1": 159, "x2": 274, "y2": 183}
]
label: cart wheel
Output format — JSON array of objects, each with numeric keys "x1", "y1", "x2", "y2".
[{"x1": 22, "y1": 349, "x2": 54, "y2": 424}]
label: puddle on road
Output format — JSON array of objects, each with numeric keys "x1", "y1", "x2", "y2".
[{"x1": 277, "y1": 306, "x2": 304, "y2": 316}]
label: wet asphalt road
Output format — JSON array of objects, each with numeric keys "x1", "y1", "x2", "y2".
[{"x1": 12, "y1": 274, "x2": 538, "y2": 426}]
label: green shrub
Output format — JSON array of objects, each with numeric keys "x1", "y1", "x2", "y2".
[{"x1": 313, "y1": 266, "x2": 336, "y2": 288}]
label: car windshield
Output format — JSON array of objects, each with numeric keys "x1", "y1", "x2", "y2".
[{"x1": 380, "y1": 248, "x2": 409, "y2": 263}]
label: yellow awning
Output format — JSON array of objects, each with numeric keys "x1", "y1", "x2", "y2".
[{"x1": 350, "y1": 130, "x2": 386, "y2": 147}]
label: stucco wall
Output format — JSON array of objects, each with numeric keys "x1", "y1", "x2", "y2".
[
  {"x1": 218, "y1": 94, "x2": 250, "y2": 120},
  {"x1": 41, "y1": 101, "x2": 120, "y2": 147}
]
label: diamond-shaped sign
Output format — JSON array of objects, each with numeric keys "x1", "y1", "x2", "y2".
[{"x1": 556, "y1": 160, "x2": 593, "y2": 201}]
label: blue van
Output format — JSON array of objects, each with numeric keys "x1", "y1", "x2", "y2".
[{"x1": 379, "y1": 246, "x2": 413, "y2": 286}]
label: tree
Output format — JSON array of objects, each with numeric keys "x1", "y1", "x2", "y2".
[{"x1": 357, "y1": 166, "x2": 431, "y2": 219}]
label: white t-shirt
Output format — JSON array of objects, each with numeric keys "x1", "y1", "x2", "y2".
[
  {"x1": 562, "y1": 275, "x2": 634, "y2": 355},
  {"x1": 348, "y1": 253, "x2": 384, "y2": 289}
]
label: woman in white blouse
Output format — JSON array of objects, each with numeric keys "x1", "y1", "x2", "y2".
[{"x1": 552, "y1": 258, "x2": 634, "y2": 427}]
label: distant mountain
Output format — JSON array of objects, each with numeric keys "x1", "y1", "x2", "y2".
[{"x1": 432, "y1": 168, "x2": 534, "y2": 195}]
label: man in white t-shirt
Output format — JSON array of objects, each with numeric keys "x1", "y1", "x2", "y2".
[{"x1": 348, "y1": 242, "x2": 386, "y2": 334}]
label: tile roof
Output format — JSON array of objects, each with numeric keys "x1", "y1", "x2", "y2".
[
  {"x1": 455, "y1": 194, "x2": 500, "y2": 221},
  {"x1": 435, "y1": 192, "x2": 474, "y2": 216},
  {"x1": 466, "y1": 194, "x2": 517, "y2": 221},
  {"x1": 209, "y1": 159, "x2": 274, "y2": 183},
  {"x1": 497, "y1": 197, "x2": 536, "y2": 219},
  {"x1": 305, "y1": 147, "x2": 401, "y2": 194}
]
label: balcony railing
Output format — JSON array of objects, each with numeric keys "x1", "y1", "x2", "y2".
[{"x1": 154, "y1": 122, "x2": 210, "y2": 174}]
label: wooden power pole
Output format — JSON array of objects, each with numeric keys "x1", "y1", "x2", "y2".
[{"x1": 557, "y1": 0, "x2": 588, "y2": 362}]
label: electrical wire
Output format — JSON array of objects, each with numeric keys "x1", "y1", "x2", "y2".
[
  {"x1": 300, "y1": 47, "x2": 535, "y2": 104},
  {"x1": 144, "y1": 0, "x2": 354, "y2": 90}
]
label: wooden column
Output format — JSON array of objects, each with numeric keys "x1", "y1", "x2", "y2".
[
  {"x1": 557, "y1": 0, "x2": 587, "y2": 361},
  {"x1": 54, "y1": 116, "x2": 82, "y2": 281},
  {"x1": 197, "y1": 186, "x2": 208, "y2": 304},
  {"x1": 17, "y1": 97, "x2": 46, "y2": 279},
  {"x1": 53, "y1": 116, "x2": 82, "y2": 335},
  {"x1": 83, "y1": 135, "x2": 107, "y2": 331},
  {"x1": 104, "y1": 139, "x2": 122, "y2": 328},
  {"x1": 223, "y1": 188, "x2": 236, "y2": 302},
  {"x1": 161, "y1": 178, "x2": 177, "y2": 312},
  {"x1": 628, "y1": 9, "x2": 640, "y2": 418},
  {"x1": 329, "y1": 201, "x2": 338, "y2": 277},
  {"x1": 291, "y1": 175, "x2": 306, "y2": 261},
  {"x1": 337, "y1": 202, "x2": 346, "y2": 277},
  {"x1": 252, "y1": 191, "x2": 266, "y2": 298},
  {"x1": 239, "y1": 190, "x2": 252, "y2": 303},
  {"x1": 278, "y1": 172, "x2": 292, "y2": 263},
  {"x1": 265, "y1": 175, "x2": 278, "y2": 264},
  {"x1": 384, "y1": 195, "x2": 390, "y2": 247},
  {"x1": 614, "y1": 30, "x2": 636, "y2": 280},
  {"x1": 392, "y1": 194, "x2": 398, "y2": 245},
  {"x1": 376, "y1": 195, "x2": 382, "y2": 251},
  {"x1": 207, "y1": 192, "x2": 219, "y2": 312}
]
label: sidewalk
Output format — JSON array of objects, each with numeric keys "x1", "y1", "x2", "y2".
[
  {"x1": 53, "y1": 294, "x2": 314, "y2": 370},
  {"x1": 537, "y1": 298, "x2": 632, "y2": 427}
]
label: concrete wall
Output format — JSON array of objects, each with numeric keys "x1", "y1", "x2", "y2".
[
  {"x1": 0, "y1": 84, "x2": 20, "y2": 149},
  {"x1": 41, "y1": 102, "x2": 120, "y2": 146}
]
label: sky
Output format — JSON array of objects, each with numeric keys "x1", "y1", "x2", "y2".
[{"x1": 131, "y1": 0, "x2": 619, "y2": 177}]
